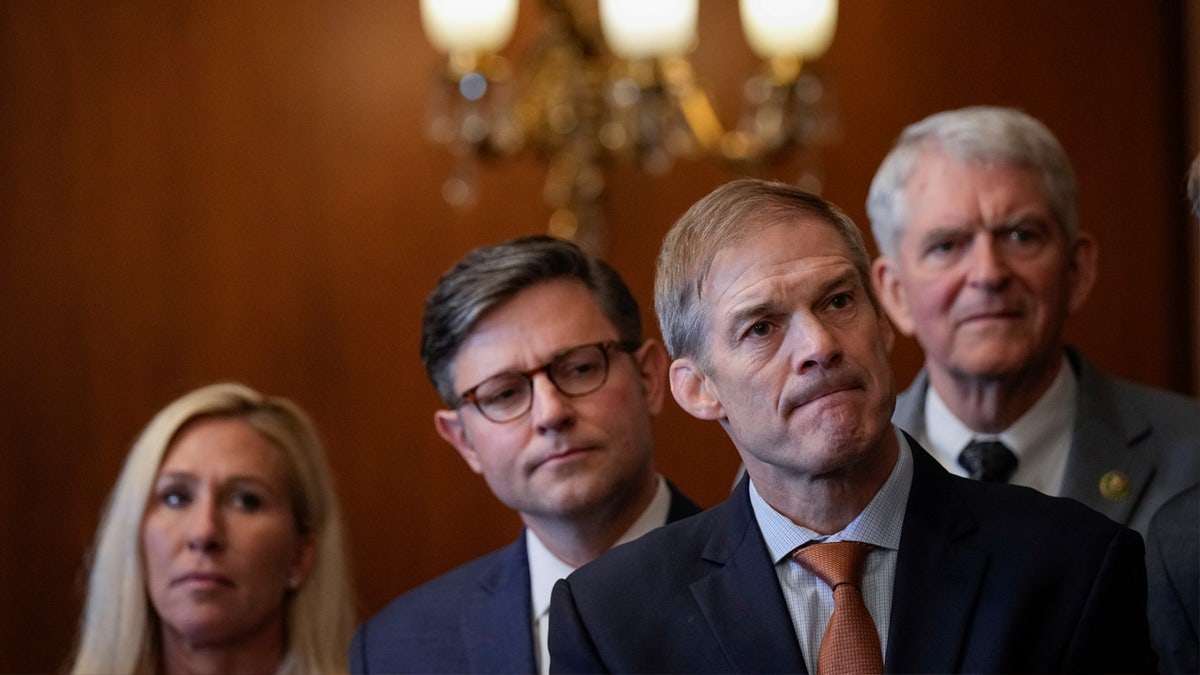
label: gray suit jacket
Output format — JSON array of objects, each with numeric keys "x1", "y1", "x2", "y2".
[{"x1": 892, "y1": 347, "x2": 1199, "y2": 536}]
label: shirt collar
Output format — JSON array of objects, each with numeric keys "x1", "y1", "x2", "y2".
[
  {"x1": 925, "y1": 354, "x2": 1077, "y2": 465},
  {"x1": 527, "y1": 475, "x2": 672, "y2": 620},
  {"x1": 749, "y1": 428, "x2": 912, "y2": 564}
]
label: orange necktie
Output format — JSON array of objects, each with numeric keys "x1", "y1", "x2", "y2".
[{"x1": 791, "y1": 541, "x2": 883, "y2": 675}]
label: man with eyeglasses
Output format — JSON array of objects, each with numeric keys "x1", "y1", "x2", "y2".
[{"x1": 349, "y1": 235, "x2": 701, "y2": 674}]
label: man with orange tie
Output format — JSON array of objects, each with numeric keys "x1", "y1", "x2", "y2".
[{"x1": 548, "y1": 179, "x2": 1156, "y2": 672}]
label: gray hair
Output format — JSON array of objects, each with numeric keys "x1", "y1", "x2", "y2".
[
  {"x1": 421, "y1": 235, "x2": 644, "y2": 405},
  {"x1": 655, "y1": 179, "x2": 877, "y2": 362},
  {"x1": 867, "y1": 106, "x2": 1078, "y2": 259}
]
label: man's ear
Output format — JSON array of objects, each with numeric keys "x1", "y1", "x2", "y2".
[
  {"x1": 434, "y1": 409, "x2": 483, "y2": 474},
  {"x1": 872, "y1": 255, "x2": 916, "y2": 336},
  {"x1": 1067, "y1": 231, "x2": 1098, "y2": 314},
  {"x1": 668, "y1": 358, "x2": 724, "y2": 420},
  {"x1": 880, "y1": 310, "x2": 895, "y2": 355},
  {"x1": 633, "y1": 339, "x2": 669, "y2": 416}
]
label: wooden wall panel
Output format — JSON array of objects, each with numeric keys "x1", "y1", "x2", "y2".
[{"x1": 0, "y1": 2, "x2": 1192, "y2": 670}]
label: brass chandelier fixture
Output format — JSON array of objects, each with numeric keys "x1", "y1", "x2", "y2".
[{"x1": 420, "y1": 0, "x2": 838, "y2": 248}]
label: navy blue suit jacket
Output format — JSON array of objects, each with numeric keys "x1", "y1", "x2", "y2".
[
  {"x1": 550, "y1": 437, "x2": 1157, "y2": 673},
  {"x1": 350, "y1": 483, "x2": 701, "y2": 674}
]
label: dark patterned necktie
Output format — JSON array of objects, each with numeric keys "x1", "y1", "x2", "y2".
[
  {"x1": 791, "y1": 541, "x2": 883, "y2": 675},
  {"x1": 958, "y1": 439, "x2": 1018, "y2": 483}
]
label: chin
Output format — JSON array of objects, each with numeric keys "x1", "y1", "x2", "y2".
[
  {"x1": 539, "y1": 478, "x2": 609, "y2": 515},
  {"x1": 951, "y1": 345, "x2": 1039, "y2": 378},
  {"x1": 163, "y1": 618, "x2": 238, "y2": 648}
]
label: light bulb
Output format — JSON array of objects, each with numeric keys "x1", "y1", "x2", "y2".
[
  {"x1": 740, "y1": 0, "x2": 837, "y2": 59},
  {"x1": 420, "y1": 0, "x2": 518, "y2": 54}
]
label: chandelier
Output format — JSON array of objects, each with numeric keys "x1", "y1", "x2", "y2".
[{"x1": 420, "y1": 0, "x2": 838, "y2": 247}]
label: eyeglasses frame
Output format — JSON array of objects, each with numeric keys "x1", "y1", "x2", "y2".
[{"x1": 455, "y1": 340, "x2": 642, "y2": 423}]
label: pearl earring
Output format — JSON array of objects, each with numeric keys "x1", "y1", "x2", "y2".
[{"x1": 288, "y1": 576, "x2": 302, "y2": 590}]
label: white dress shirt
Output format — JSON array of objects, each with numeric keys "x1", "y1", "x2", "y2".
[
  {"x1": 527, "y1": 476, "x2": 672, "y2": 675},
  {"x1": 923, "y1": 355, "x2": 1076, "y2": 495}
]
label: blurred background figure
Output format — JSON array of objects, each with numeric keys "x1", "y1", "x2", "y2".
[
  {"x1": 68, "y1": 382, "x2": 356, "y2": 675},
  {"x1": 868, "y1": 106, "x2": 1198, "y2": 533},
  {"x1": 868, "y1": 107, "x2": 1199, "y2": 673},
  {"x1": 1143, "y1": 154, "x2": 1200, "y2": 674},
  {"x1": 1146, "y1": 482, "x2": 1198, "y2": 674}
]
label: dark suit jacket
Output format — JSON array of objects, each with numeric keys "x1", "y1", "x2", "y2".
[
  {"x1": 892, "y1": 347, "x2": 1199, "y2": 535},
  {"x1": 1146, "y1": 484, "x2": 1199, "y2": 674},
  {"x1": 350, "y1": 483, "x2": 702, "y2": 674},
  {"x1": 550, "y1": 437, "x2": 1156, "y2": 673}
]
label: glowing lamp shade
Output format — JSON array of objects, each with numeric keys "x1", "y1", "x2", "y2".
[
  {"x1": 420, "y1": 0, "x2": 519, "y2": 54},
  {"x1": 739, "y1": 0, "x2": 837, "y2": 59},
  {"x1": 599, "y1": 0, "x2": 698, "y2": 60}
]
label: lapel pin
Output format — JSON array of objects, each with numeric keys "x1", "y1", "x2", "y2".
[{"x1": 1099, "y1": 471, "x2": 1131, "y2": 502}]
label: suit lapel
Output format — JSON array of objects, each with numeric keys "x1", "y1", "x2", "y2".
[
  {"x1": 892, "y1": 369, "x2": 930, "y2": 442},
  {"x1": 1060, "y1": 349, "x2": 1153, "y2": 525},
  {"x1": 886, "y1": 438, "x2": 988, "y2": 673},
  {"x1": 666, "y1": 480, "x2": 704, "y2": 522},
  {"x1": 690, "y1": 478, "x2": 810, "y2": 674},
  {"x1": 460, "y1": 486, "x2": 699, "y2": 673},
  {"x1": 899, "y1": 355, "x2": 1156, "y2": 526},
  {"x1": 461, "y1": 535, "x2": 538, "y2": 674}
]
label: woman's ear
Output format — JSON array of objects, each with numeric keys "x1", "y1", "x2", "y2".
[
  {"x1": 290, "y1": 532, "x2": 317, "y2": 590},
  {"x1": 669, "y1": 358, "x2": 724, "y2": 421}
]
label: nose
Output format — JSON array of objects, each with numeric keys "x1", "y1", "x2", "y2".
[
  {"x1": 528, "y1": 372, "x2": 575, "y2": 434},
  {"x1": 185, "y1": 494, "x2": 224, "y2": 554},
  {"x1": 965, "y1": 232, "x2": 1011, "y2": 288},
  {"x1": 789, "y1": 315, "x2": 843, "y2": 374}
]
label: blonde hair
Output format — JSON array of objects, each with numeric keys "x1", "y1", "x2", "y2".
[{"x1": 69, "y1": 382, "x2": 355, "y2": 675}]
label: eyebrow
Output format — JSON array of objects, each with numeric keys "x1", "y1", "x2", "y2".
[
  {"x1": 916, "y1": 222, "x2": 972, "y2": 244},
  {"x1": 724, "y1": 267, "x2": 860, "y2": 341},
  {"x1": 462, "y1": 339, "x2": 618, "y2": 388},
  {"x1": 812, "y1": 268, "x2": 862, "y2": 304},
  {"x1": 920, "y1": 213, "x2": 1050, "y2": 240},
  {"x1": 992, "y1": 214, "x2": 1052, "y2": 231},
  {"x1": 725, "y1": 301, "x2": 776, "y2": 342},
  {"x1": 153, "y1": 471, "x2": 275, "y2": 490}
]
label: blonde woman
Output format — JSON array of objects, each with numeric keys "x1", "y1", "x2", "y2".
[{"x1": 70, "y1": 382, "x2": 355, "y2": 675}]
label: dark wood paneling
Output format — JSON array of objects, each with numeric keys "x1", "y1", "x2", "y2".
[{"x1": 0, "y1": 2, "x2": 1191, "y2": 670}]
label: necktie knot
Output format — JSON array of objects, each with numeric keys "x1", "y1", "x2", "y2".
[
  {"x1": 791, "y1": 540, "x2": 873, "y2": 589},
  {"x1": 958, "y1": 439, "x2": 1018, "y2": 483},
  {"x1": 791, "y1": 541, "x2": 882, "y2": 675}
]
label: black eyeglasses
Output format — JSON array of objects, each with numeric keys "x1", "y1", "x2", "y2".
[{"x1": 456, "y1": 340, "x2": 639, "y2": 423}]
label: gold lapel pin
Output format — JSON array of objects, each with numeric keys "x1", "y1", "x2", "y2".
[{"x1": 1099, "y1": 471, "x2": 1131, "y2": 502}]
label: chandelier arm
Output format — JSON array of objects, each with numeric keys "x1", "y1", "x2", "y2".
[{"x1": 656, "y1": 56, "x2": 726, "y2": 155}]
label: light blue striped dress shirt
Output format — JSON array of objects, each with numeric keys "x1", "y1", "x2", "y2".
[{"x1": 748, "y1": 428, "x2": 913, "y2": 666}]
